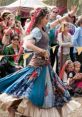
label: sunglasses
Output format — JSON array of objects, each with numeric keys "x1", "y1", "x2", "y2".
[
  {"x1": 52, "y1": 11, "x2": 58, "y2": 13},
  {"x1": 13, "y1": 38, "x2": 19, "y2": 41}
]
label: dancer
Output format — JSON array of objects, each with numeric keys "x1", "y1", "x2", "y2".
[{"x1": 0, "y1": 7, "x2": 80, "y2": 117}]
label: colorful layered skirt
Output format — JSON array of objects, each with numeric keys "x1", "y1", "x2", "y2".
[{"x1": 0, "y1": 65, "x2": 81, "y2": 117}]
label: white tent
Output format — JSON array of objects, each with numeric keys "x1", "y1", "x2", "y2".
[
  {"x1": 6, "y1": 0, "x2": 48, "y2": 8},
  {"x1": 0, "y1": 0, "x2": 52, "y2": 18}
]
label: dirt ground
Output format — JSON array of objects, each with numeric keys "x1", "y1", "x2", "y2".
[{"x1": 0, "y1": 97, "x2": 82, "y2": 117}]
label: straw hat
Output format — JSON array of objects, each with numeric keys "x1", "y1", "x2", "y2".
[{"x1": 1, "y1": 10, "x2": 11, "y2": 19}]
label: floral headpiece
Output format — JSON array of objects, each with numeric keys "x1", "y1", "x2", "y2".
[{"x1": 26, "y1": 8, "x2": 47, "y2": 35}]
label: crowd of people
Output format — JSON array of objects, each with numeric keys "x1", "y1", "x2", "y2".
[{"x1": 0, "y1": 5, "x2": 82, "y2": 117}]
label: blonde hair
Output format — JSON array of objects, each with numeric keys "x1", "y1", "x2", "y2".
[
  {"x1": 60, "y1": 22, "x2": 69, "y2": 32},
  {"x1": 7, "y1": 14, "x2": 15, "y2": 20},
  {"x1": 74, "y1": 61, "x2": 81, "y2": 67},
  {"x1": 65, "y1": 60, "x2": 73, "y2": 72}
]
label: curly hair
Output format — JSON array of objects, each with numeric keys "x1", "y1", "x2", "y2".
[
  {"x1": 26, "y1": 8, "x2": 49, "y2": 34},
  {"x1": 31, "y1": 8, "x2": 49, "y2": 29}
]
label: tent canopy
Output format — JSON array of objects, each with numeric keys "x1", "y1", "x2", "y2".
[
  {"x1": 6, "y1": 0, "x2": 49, "y2": 8},
  {"x1": 0, "y1": 0, "x2": 53, "y2": 18}
]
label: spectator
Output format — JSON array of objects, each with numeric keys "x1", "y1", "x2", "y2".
[
  {"x1": 57, "y1": 21, "x2": 72, "y2": 70},
  {"x1": 0, "y1": 34, "x2": 23, "y2": 77}
]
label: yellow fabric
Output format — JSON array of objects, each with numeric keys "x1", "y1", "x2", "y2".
[
  {"x1": 51, "y1": 46, "x2": 57, "y2": 53},
  {"x1": 23, "y1": 53, "x2": 31, "y2": 59},
  {"x1": 0, "y1": 53, "x2": 32, "y2": 61},
  {"x1": 61, "y1": 23, "x2": 65, "y2": 32},
  {"x1": 77, "y1": 47, "x2": 82, "y2": 55}
]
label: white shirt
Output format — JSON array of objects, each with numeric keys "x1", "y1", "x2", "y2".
[{"x1": 57, "y1": 32, "x2": 72, "y2": 55}]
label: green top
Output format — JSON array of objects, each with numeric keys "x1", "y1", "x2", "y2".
[
  {"x1": 3, "y1": 44, "x2": 23, "y2": 67},
  {"x1": 15, "y1": 15, "x2": 21, "y2": 21},
  {"x1": 46, "y1": 20, "x2": 58, "y2": 46}
]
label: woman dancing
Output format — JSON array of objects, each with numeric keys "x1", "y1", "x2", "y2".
[{"x1": 0, "y1": 7, "x2": 80, "y2": 117}]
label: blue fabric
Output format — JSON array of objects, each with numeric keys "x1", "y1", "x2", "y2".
[
  {"x1": 0, "y1": 65, "x2": 71, "y2": 108},
  {"x1": 48, "y1": 66, "x2": 71, "y2": 107},
  {"x1": 0, "y1": 67, "x2": 31, "y2": 92},
  {"x1": 46, "y1": 23, "x2": 56, "y2": 46},
  {"x1": 72, "y1": 27, "x2": 82, "y2": 46},
  {"x1": 28, "y1": 66, "x2": 46, "y2": 106},
  {"x1": 0, "y1": 66, "x2": 46, "y2": 107},
  {"x1": 31, "y1": 27, "x2": 42, "y2": 42}
]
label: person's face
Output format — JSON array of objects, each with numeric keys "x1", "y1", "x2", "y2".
[
  {"x1": 41, "y1": 14, "x2": 49, "y2": 26},
  {"x1": 8, "y1": 17, "x2": 15, "y2": 26},
  {"x1": 74, "y1": 64, "x2": 81, "y2": 73},
  {"x1": 67, "y1": 63, "x2": 74, "y2": 72},
  {"x1": 50, "y1": 9, "x2": 59, "y2": 19},
  {"x1": 12, "y1": 36, "x2": 20, "y2": 45},
  {"x1": 64, "y1": 24, "x2": 69, "y2": 32}
]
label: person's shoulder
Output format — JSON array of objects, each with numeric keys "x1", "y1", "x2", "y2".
[
  {"x1": 31, "y1": 27, "x2": 41, "y2": 33},
  {"x1": 31, "y1": 27, "x2": 42, "y2": 41},
  {"x1": 69, "y1": 22, "x2": 75, "y2": 26},
  {"x1": 6, "y1": 44, "x2": 12, "y2": 49},
  {"x1": 75, "y1": 27, "x2": 81, "y2": 31},
  {"x1": 3, "y1": 44, "x2": 12, "y2": 53}
]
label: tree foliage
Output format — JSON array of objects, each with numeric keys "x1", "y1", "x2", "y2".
[
  {"x1": 67, "y1": 0, "x2": 82, "y2": 15},
  {"x1": 43, "y1": 0, "x2": 56, "y2": 5},
  {"x1": 44, "y1": 0, "x2": 67, "y2": 7},
  {"x1": 0, "y1": 0, "x2": 16, "y2": 6}
]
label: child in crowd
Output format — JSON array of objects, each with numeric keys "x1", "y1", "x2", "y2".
[
  {"x1": 59, "y1": 60, "x2": 75, "y2": 95},
  {"x1": 60, "y1": 60, "x2": 82, "y2": 96},
  {"x1": 59, "y1": 60, "x2": 74, "y2": 86},
  {"x1": 57, "y1": 22, "x2": 72, "y2": 70},
  {"x1": 70, "y1": 61, "x2": 82, "y2": 96}
]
